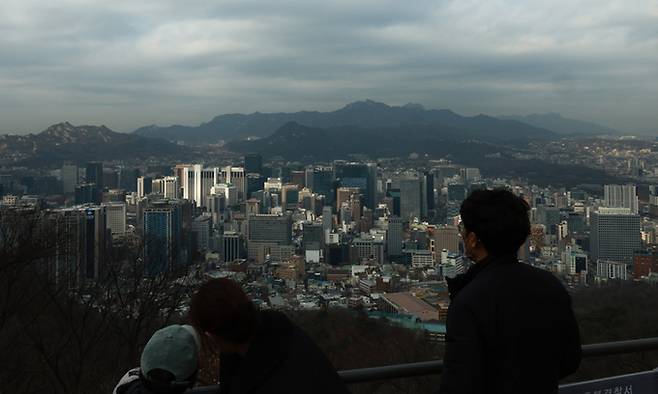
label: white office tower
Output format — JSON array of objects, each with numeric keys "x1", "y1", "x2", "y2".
[
  {"x1": 104, "y1": 202, "x2": 126, "y2": 237},
  {"x1": 211, "y1": 184, "x2": 238, "y2": 206},
  {"x1": 137, "y1": 176, "x2": 152, "y2": 198},
  {"x1": 264, "y1": 177, "x2": 283, "y2": 192},
  {"x1": 181, "y1": 165, "x2": 220, "y2": 208},
  {"x1": 163, "y1": 176, "x2": 180, "y2": 199},
  {"x1": 181, "y1": 165, "x2": 195, "y2": 201},
  {"x1": 61, "y1": 162, "x2": 79, "y2": 193},
  {"x1": 152, "y1": 178, "x2": 164, "y2": 195},
  {"x1": 604, "y1": 184, "x2": 638, "y2": 214},
  {"x1": 220, "y1": 166, "x2": 247, "y2": 202}
]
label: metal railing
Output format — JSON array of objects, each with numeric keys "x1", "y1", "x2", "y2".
[
  {"x1": 189, "y1": 337, "x2": 658, "y2": 393},
  {"x1": 339, "y1": 337, "x2": 658, "y2": 384}
]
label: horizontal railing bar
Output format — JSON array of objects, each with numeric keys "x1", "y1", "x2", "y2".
[
  {"x1": 189, "y1": 337, "x2": 658, "y2": 391},
  {"x1": 338, "y1": 337, "x2": 658, "y2": 384},
  {"x1": 339, "y1": 359, "x2": 443, "y2": 384},
  {"x1": 581, "y1": 337, "x2": 658, "y2": 357}
]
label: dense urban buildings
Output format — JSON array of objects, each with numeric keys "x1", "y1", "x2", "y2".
[{"x1": 2, "y1": 146, "x2": 657, "y2": 341}]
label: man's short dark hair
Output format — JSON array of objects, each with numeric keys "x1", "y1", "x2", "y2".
[
  {"x1": 188, "y1": 279, "x2": 258, "y2": 343},
  {"x1": 459, "y1": 188, "x2": 530, "y2": 257}
]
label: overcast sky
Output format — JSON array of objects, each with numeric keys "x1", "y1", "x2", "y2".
[{"x1": 1, "y1": 0, "x2": 657, "y2": 134}]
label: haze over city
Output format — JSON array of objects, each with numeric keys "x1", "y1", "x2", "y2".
[{"x1": 1, "y1": 0, "x2": 657, "y2": 134}]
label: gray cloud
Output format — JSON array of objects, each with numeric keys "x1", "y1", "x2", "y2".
[{"x1": 0, "y1": 0, "x2": 657, "y2": 134}]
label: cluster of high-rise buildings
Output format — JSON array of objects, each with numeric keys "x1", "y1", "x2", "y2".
[{"x1": 2, "y1": 154, "x2": 658, "y2": 327}]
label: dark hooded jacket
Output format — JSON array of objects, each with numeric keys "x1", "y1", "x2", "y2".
[
  {"x1": 218, "y1": 310, "x2": 350, "y2": 394},
  {"x1": 438, "y1": 254, "x2": 581, "y2": 394}
]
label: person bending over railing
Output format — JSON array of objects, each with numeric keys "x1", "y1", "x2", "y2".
[
  {"x1": 189, "y1": 278, "x2": 350, "y2": 394},
  {"x1": 439, "y1": 189, "x2": 581, "y2": 394}
]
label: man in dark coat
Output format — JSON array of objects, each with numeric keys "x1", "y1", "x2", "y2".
[
  {"x1": 439, "y1": 189, "x2": 581, "y2": 394},
  {"x1": 189, "y1": 278, "x2": 350, "y2": 394}
]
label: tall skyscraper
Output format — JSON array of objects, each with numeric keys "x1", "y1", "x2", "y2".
[
  {"x1": 192, "y1": 215, "x2": 212, "y2": 253},
  {"x1": 244, "y1": 153, "x2": 263, "y2": 174},
  {"x1": 536, "y1": 205, "x2": 560, "y2": 235},
  {"x1": 51, "y1": 208, "x2": 86, "y2": 289},
  {"x1": 163, "y1": 176, "x2": 179, "y2": 199},
  {"x1": 82, "y1": 206, "x2": 107, "y2": 281},
  {"x1": 211, "y1": 183, "x2": 238, "y2": 206},
  {"x1": 604, "y1": 184, "x2": 639, "y2": 214},
  {"x1": 152, "y1": 178, "x2": 164, "y2": 195},
  {"x1": 246, "y1": 213, "x2": 293, "y2": 263},
  {"x1": 75, "y1": 183, "x2": 101, "y2": 204},
  {"x1": 460, "y1": 167, "x2": 481, "y2": 183},
  {"x1": 433, "y1": 225, "x2": 460, "y2": 255},
  {"x1": 104, "y1": 202, "x2": 126, "y2": 237},
  {"x1": 322, "y1": 206, "x2": 333, "y2": 242},
  {"x1": 220, "y1": 166, "x2": 247, "y2": 202},
  {"x1": 137, "y1": 176, "x2": 153, "y2": 198},
  {"x1": 118, "y1": 168, "x2": 140, "y2": 192},
  {"x1": 387, "y1": 216, "x2": 403, "y2": 258},
  {"x1": 247, "y1": 213, "x2": 293, "y2": 245},
  {"x1": 61, "y1": 162, "x2": 79, "y2": 194},
  {"x1": 303, "y1": 222, "x2": 324, "y2": 250},
  {"x1": 85, "y1": 162, "x2": 104, "y2": 190},
  {"x1": 590, "y1": 207, "x2": 641, "y2": 264},
  {"x1": 181, "y1": 165, "x2": 196, "y2": 202},
  {"x1": 208, "y1": 192, "x2": 227, "y2": 228},
  {"x1": 424, "y1": 171, "x2": 435, "y2": 211},
  {"x1": 103, "y1": 169, "x2": 120, "y2": 189},
  {"x1": 143, "y1": 201, "x2": 183, "y2": 276},
  {"x1": 386, "y1": 188, "x2": 401, "y2": 216},
  {"x1": 306, "y1": 166, "x2": 334, "y2": 205},
  {"x1": 199, "y1": 166, "x2": 219, "y2": 208},
  {"x1": 245, "y1": 198, "x2": 261, "y2": 217},
  {"x1": 334, "y1": 162, "x2": 376, "y2": 209},
  {"x1": 447, "y1": 183, "x2": 467, "y2": 202},
  {"x1": 290, "y1": 171, "x2": 306, "y2": 187},
  {"x1": 399, "y1": 178, "x2": 421, "y2": 221},
  {"x1": 222, "y1": 231, "x2": 244, "y2": 263},
  {"x1": 281, "y1": 184, "x2": 300, "y2": 210},
  {"x1": 336, "y1": 187, "x2": 360, "y2": 211},
  {"x1": 246, "y1": 173, "x2": 265, "y2": 199},
  {"x1": 46, "y1": 207, "x2": 108, "y2": 286}
]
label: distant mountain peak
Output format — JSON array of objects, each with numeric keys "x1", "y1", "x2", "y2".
[
  {"x1": 1, "y1": 122, "x2": 188, "y2": 167},
  {"x1": 403, "y1": 102, "x2": 425, "y2": 110},
  {"x1": 44, "y1": 121, "x2": 74, "y2": 131},
  {"x1": 341, "y1": 99, "x2": 390, "y2": 110}
]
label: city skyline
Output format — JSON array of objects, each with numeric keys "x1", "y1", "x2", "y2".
[{"x1": 1, "y1": 0, "x2": 657, "y2": 134}]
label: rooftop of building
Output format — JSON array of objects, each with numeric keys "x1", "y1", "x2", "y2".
[{"x1": 382, "y1": 292, "x2": 439, "y2": 322}]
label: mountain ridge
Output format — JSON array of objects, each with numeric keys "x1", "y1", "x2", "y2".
[
  {"x1": 0, "y1": 122, "x2": 189, "y2": 167},
  {"x1": 498, "y1": 113, "x2": 619, "y2": 135},
  {"x1": 133, "y1": 100, "x2": 558, "y2": 144},
  {"x1": 225, "y1": 121, "x2": 622, "y2": 187}
]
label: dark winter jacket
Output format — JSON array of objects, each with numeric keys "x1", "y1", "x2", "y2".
[
  {"x1": 438, "y1": 253, "x2": 581, "y2": 394},
  {"x1": 113, "y1": 368, "x2": 193, "y2": 394},
  {"x1": 218, "y1": 310, "x2": 350, "y2": 394}
]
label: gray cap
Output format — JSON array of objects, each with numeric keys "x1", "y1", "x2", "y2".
[{"x1": 140, "y1": 324, "x2": 200, "y2": 381}]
